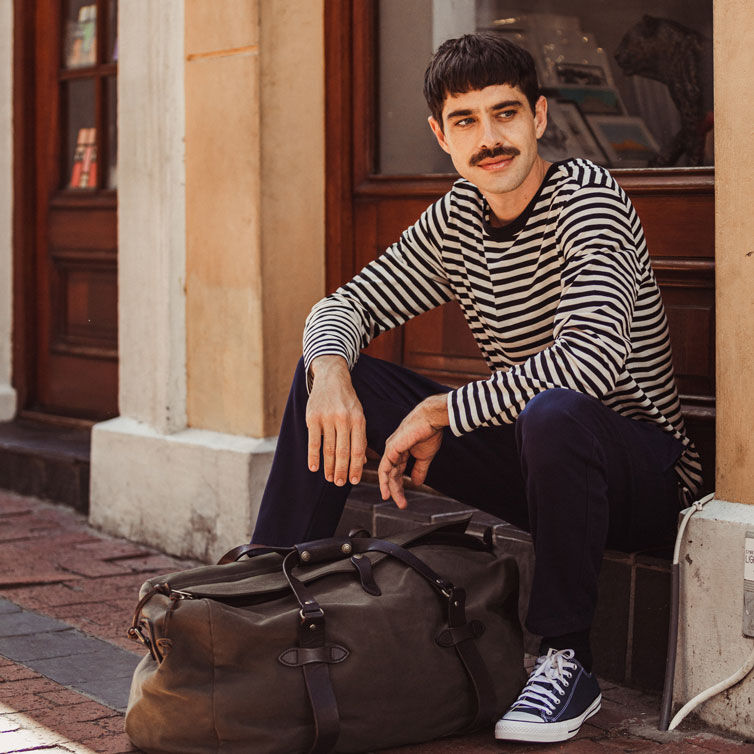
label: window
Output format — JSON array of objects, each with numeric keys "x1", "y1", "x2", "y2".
[{"x1": 377, "y1": 0, "x2": 712, "y2": 174}]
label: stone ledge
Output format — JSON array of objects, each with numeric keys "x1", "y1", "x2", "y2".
[{"x1": 90, "y1": 417, "x2": 276, "y2": 561}]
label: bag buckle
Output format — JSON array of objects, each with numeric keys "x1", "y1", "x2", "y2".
[{"x1": 299, "y1": 599, "x2": 325, "y2": 621}]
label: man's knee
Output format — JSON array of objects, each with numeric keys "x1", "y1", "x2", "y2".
[{"x1": 516, "y1": 388, "x2": 600, "y2": 453}]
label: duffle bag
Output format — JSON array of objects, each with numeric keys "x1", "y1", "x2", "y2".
[{"x1": 125, "y1": 516, "x2": 526, "y2": 753}]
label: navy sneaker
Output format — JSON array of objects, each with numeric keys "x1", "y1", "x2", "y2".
[{"x1": 494, "y1": 648, "x2": 601, "y2": 743}]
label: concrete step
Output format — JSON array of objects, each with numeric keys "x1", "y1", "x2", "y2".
[{"x1": 0, "y1": 419, "x2": 90, "y2": 513}]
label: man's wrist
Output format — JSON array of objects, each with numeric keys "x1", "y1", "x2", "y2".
[
  {"x1": 420, "y1": 392, "x2": 450, "y2": 428},
  {"x1": 309, "y1": 355, "x2": 350, "y2": 387}
]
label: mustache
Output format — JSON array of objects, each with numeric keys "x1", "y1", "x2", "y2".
[{"x1": 469, "y1": 145, "x2": 520, "y2": 167}]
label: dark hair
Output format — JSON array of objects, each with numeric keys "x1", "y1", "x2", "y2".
[{"x1": 423, "y1": 33, "x2": 540, "y2": 126}]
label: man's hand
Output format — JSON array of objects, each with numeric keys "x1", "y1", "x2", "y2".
[
  {"x1": 378, "y1": 393, "x2": 449, "y2": 509},
  {"x1": 306, "y1": 356, "x2": 367, "y2": 486}
]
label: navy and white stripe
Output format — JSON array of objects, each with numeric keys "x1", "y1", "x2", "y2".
[{"x1": 304, "y1": 159, "x2": 702, "y2": 495}]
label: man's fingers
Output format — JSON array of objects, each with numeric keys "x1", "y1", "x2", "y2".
[
  {"x1": 387, "y1": 464, "x2": 407, "y2": 508},
  {"x1": 378, "y1": 448, "x2": 408, "y2": 508},
  {"x1": 410, "y1": 458, "x2": 432, "y2": 487},
  {"x1": 322, "y1": 425, "x2": 337, "y2": 482},
  {"x1": 306, "y1": 421, "x2": 322, "y2": 472},
  {"x1": 349, "y1": 421, "x2": 367, "y2": 485},
  {"x1": 333, "y1": 417, "x2": 351, "y2": 486}
]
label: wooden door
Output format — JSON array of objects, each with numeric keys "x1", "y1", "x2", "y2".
[
  {"x1": 326, "y1": 1, "x2": 715, "y2": 488},
  {"x1": 22, "y1": 1, "x2": 118, "y2": 421}
]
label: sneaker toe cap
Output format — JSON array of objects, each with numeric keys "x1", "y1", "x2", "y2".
[{"x1": 500, "y1": 709, "x2": 545, "y2": 723}]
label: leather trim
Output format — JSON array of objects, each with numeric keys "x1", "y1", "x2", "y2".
[
  {"x1": 435, "y1": 620, "x2": 486, "y2": 648},
  {"x1": 278, "y1": 645, "x2": 350, "y2": 667}
]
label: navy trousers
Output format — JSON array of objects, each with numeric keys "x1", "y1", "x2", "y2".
[{"x1": 252, "y1": 354, "x2": 684, "y2": 638}]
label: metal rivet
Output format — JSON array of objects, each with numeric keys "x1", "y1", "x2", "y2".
[
  {"x1": 341, "y1": 543, "x2": 352, "y2": 555},
  {"x1": 454, "y1": 601, "x2": 459, "y2": 607},
  {"x1": 301, "y1": 551, "x2": 311, "y2": 562},
  {"x1": 309, "y1": 624, "x2": 317, "y2": 631}
]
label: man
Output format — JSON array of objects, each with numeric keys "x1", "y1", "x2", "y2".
[{"x1": 252, "y1": 33, "x2": 701, "y2": 743}]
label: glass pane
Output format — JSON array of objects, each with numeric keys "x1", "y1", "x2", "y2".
[
  {"x1": 62, "y1": 78, "x2": 97, "y2": 190},
  {"x1": 63, "y1": 1, "x2": 98, "y2": 69},
  {"x1": 105, "y1": 76, "x2": 117, "y2": 188},
  {"x1": 377, "y1": 0, "x2": 713, "y2": 174}
]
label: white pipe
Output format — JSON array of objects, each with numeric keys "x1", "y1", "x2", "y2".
[{"x1": 668, "y1": 647, "x2": 754, "y2": 730}]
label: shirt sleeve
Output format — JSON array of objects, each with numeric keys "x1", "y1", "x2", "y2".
[
  {"x1": 303, "y1": 192, "x2": 455, "y2": 378},
  {"x1": 447, "y1": 181, "x2": 644, "y2": 435}
]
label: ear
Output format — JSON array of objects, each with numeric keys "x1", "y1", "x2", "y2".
[
  {"x1": 428, "y1": 116, "x2": 451, "y2": 155},
  {"x1": 533, "y1": 95, "x2": 548, "y2": 139}
]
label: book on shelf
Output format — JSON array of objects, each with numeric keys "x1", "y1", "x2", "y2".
[
  {"x1": 69, "y1": 127, "x2": 97, "y2": 189},
  {"x1": 64, "y1": 4, "x2": 97, "y2": 68}
]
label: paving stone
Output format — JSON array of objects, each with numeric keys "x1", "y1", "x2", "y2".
[
  {"x1": 29, "y1": 648, "x2": 138, "y2": 686},
  {"x1": 0, "y1": 662, "x2": 41, "y2": 682},
  {"x1": 0, "y1": 599, "x2": 21, "y2": 615},
  {"x1": 0, "y1": 628, "x2": 105, "y2": 662},
  {"x1": 74, "y1": 676, "x2": 133, "y2": 713},
  {"x1": 0, "y1": 690, "x2": 57, "y2": 711},
  {"x1": 53, "y1": 555, "x2": 130, "y2": 578},
  {"x1": 76, "y1": 733, "x2": 140, "y2": 753},
  {"x1": 0, "y1": 609, "x2": 72, "y2": 637}
]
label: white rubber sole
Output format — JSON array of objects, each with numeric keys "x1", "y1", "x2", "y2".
[{"x1": 494, "y1": 693, "x2": 602, "y2": 743}]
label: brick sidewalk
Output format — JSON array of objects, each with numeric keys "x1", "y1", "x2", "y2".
[{"x1": 0, "y1": 490, "x2": 752, "y2": 753}]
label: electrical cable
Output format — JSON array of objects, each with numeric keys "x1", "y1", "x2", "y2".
[
  {"x1": 658, "y1": 492, "x2": 714, "y2": 731},
  {"x1": 668, "y1": 646, "x2": 754, "y2": 730}
]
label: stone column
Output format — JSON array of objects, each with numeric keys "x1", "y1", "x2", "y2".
[
  {"x1": 674, "y1": 0, "x2": 754, "y2": 736},
  {"x1": 90, "y1": 0, "x2": 325, "y2": 561},
  {"x1": 0, "y1": 0, "x2": 16, "y2": 421}
]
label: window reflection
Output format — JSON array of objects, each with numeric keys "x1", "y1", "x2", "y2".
[{"x1": 378, "y1": 0, "x2": 713, "y2": 174}]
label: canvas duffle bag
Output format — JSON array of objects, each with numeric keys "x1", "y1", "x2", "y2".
[{"x1": 125, "y1": 516, "x2": 526, "y2": 753}]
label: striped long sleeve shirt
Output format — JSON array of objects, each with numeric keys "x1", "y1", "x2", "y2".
[{"x1": 303, "y1": 159, "x2": 702, "y2": 496}]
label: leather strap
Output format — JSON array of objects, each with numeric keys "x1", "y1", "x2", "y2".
[
  {"x1": 298, "y1": 613, "x2": 340, "y2": 754},
  {"x1": 350, "y1": 554, "x2": 381, "y2": 596},
  {"x1": 217, "y1": 543, "x2": 291, "y2": 565},
  {"x1": 446, "y1": 588, "x2": 498, "y2": 730}
]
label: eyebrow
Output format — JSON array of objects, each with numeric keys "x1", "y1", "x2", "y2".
[{"x1": 445, "y1": 99, "x2": 524, "y2": 121}]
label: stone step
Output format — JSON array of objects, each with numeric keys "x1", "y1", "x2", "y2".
[
  {"x1": 338, "y1": 483, "x2": 673, "y2": 693},
  {"x1": 0, "y1": 419, "x2": 90, "y2": 513}
]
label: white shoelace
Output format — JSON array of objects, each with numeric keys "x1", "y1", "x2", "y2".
[{"x1": 511, "y1": 648, "x2": 577, "y2": 715}]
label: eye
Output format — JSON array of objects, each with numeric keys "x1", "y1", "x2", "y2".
[
  {"x1": 454, "y1": 117, "x2": 474, "y2": 127},
  {"x1": 497, "y1": 109, "x2": 516, "y2": 119}
]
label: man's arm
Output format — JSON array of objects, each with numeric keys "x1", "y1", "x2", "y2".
[
  {"x1": 306, "y1": 355, "x2": 367, "y2": 487},
  {"x1": 302, "y1": 193, "x2": 454, "y2": 381},
  {"x1": 301, "y1": 194, "x2": 455, "y2": 489}
]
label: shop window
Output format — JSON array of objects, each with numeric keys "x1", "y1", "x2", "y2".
[{"x1": 378, "y1": 0, "x2": 713, "y2": 174}]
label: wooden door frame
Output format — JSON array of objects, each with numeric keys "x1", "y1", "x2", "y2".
[
  {"x1": 12, "y1": 1, "x2": 119, "y2": 424},
  {"x1": 12, "y1": 0, "x2": 37, "y2": 413}
]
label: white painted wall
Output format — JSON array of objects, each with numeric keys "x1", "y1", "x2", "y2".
[
  {"x1": 115, "y1": 0, "x2": 187, "y2": 434},
  {"x1": 0, "y1": 0, "x2": 17, "y2": 420}
]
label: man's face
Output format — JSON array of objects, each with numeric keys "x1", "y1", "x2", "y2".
[{"x1": 428, "y1": 84, "x2": 548, "y2": 200}]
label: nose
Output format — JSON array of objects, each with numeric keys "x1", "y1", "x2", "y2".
[{"x1": 478, "y1": 114, "x2": 502, "y2": 149}]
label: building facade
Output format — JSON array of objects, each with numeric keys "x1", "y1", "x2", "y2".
[{"x1": 0, "y1": 0, "x2": 752, "y2": 736}]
